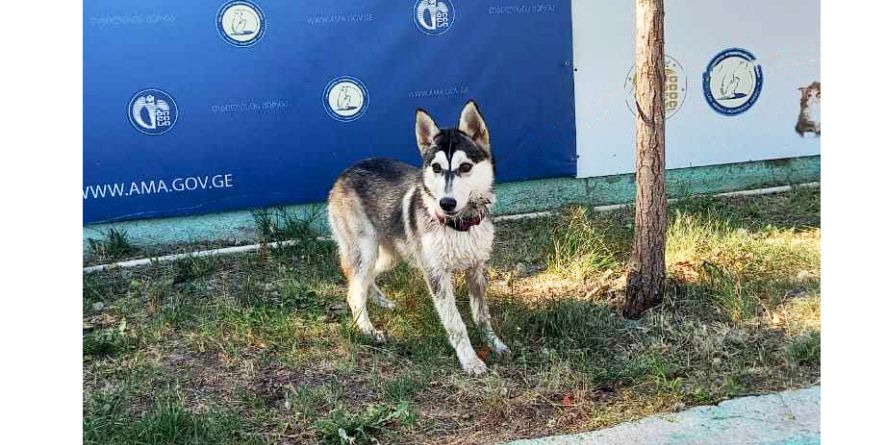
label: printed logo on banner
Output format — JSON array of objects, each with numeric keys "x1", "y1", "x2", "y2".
[
  {"x1": 414, "y1": 0, "x2": 454, "y2": 35},
  {"x1": 624, "y1": 55, "x2": 687, "y2": 119},
  {"x1": 217, "y1": 1, "x2": 265, "y2": 47},
  {"x1": 323, "y1": 77, "x2": 369, "y2": 122},
  {"x1": 128, "y1": 89, "x2": 178, "y2": 135},
  {"x1": 703, "y1": 48, "x2": 763, "y2": 116}
]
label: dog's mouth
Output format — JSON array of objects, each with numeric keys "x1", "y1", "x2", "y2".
[
  {"x1": 435, "y1": 200, "x2": 490, "y2": 232},
  {"x1": 436, "y1": 212, "x2": 483, "y2": 231}
]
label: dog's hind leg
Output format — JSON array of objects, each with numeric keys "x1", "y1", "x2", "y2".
[
  {"x1": 467, "y1": 264, "x2": 511, "y2": 356},
  {"x1": 334, "y1": 224, "x2": 385, "y2": 343},
  {"x1": 343, "y1": 237, "x2": 385, "y2": 343},
  {"x1": 424, "y1": 269, "x2": 487, "y2": 376},
  {"x1": 328, "y1": 186, "x2": 385, "y2": 342},
  {"x1": 368, "y1": 244, "x2": 398, "y2": 310}
]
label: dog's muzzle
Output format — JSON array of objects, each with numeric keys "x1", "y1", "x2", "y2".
[
  {"x1": 437, "y1": 213, "x2": 484, "y2": 232},
  {"x1": 436, "y1": 200, "x2": 489, "y2": 231}
]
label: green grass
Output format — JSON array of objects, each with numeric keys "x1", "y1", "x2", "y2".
[
  {"x1": 83, "y1": 189, "x2": 820, "y2": 445},
  {"x1": 172, "y1": 255, "x2": 219, "y2": 284},
  {"x1": 83, "y1": 324, "x2": 132, "y2": 359},
  {"x1": 252, "y1": 205, "x2": 325, "y2": 243},
  {"x1": 546, "y1": 206, "x2": 627, "y2": 281},
  {"x1": 84, "y1": 388, "x2": 265, "y2": 445},
  {"x1": 786, "y1": 331, "x2": 821, "y2": 366},
  {"x1": 380, "y1": 371, "x2": 429, "y2": 402},
  {"x1": 86, "y1": 228, "x2": 135, "y2": 262},
  {"x1": 314, "y1": 402, "x2": 415, "y2": 445}
]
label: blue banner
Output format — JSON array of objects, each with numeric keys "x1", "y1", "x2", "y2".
[{"x1": 84, "y1": 1, "x2": 576, "y2": 223}]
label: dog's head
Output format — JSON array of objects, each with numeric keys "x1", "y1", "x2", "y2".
[{"x1": 415, "y1": 100, "x2": 494, "y2": 219}]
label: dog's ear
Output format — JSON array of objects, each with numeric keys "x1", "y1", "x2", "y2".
[
  {"x1": 415, "y1": 109, "x2": 440, "y2": 155},
  {"x1": 458, "y1": 100, "x2": 490, "y2": 151}
]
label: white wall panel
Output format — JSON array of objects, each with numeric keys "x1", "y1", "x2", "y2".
[{"x1": 572, "y1": 0, "x2": 820, "y2": 177}]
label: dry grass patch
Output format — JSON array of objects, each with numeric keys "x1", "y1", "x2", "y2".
[{"x1": 83, "y1": 188, "x2": 820, "y2": 445}]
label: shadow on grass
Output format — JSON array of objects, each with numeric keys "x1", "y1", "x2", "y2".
[{"x1": 82, "y1": 188, "x2": 820, "y2": 445}]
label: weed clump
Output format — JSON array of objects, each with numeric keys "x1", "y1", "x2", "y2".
[
  {"x1": 547, "y1": 206, "x2": 623, "y2": 280},
  {"x1": 252, "y1": 205, "x2": 323, "y2": 243},
  {"x1": 314, "y1": 402, "x2": 414, "y2": 445},
  {"x1": 786, "y1": 331, "x2": 820, "y2": 366},
  {"x1": 87, "y1": 228, "x2": 135, "y2": 261}
]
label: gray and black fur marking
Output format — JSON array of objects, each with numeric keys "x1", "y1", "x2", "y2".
[{"x1": 333, "y1": 158, "x2": 425, "y2": 241}]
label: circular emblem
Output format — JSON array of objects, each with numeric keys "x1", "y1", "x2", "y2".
[
  {"x1": 217, "y1": 1, "x2": 265, "y2": 47},
  {"x1": 703, "y1": 48, "x2": 763, "y2": 115},
  {"x1": 414, "y1": 0, "x2": 454, "y2": 35},
  {"x1": 323, "y1": 77, "x2": 369, "y2": 122},
  {"x1": 625, "y1": 55, "x2": 688, "y2": 120},
  {"x1": 128, "y1": 88, "x2": 178, "y2": 135}
]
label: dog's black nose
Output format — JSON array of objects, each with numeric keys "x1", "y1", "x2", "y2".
[{"x1": 439, "y1": 197, "x2": 457, "y2": 212}]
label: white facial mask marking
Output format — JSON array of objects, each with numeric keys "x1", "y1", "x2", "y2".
[{"x1": 424, "y1": 150, "x2": 493, "y2": 214}]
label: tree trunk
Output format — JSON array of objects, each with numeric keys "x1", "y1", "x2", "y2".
[{"x1": 624, "y1": 0, "x2": 667, "y2": 319}]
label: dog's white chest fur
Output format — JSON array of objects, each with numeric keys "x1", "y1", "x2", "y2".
[{"x1": 420, "y1": 220, "x2": 494, "y2": 271}]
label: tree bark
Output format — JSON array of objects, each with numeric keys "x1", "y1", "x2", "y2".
[{"x1": 624, "y1": 0, "x2": 667, "y2": 319}]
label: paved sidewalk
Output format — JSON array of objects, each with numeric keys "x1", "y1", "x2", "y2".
[{"x1": 503, "y1": 387, "x2": 820, "y2": 445}]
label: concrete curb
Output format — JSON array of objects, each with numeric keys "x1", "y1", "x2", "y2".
[{"x1": 502, "y1": 387, "x2": 820, "y2": 445}]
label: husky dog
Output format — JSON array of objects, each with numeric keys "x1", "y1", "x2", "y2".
[{"x1": 327, "y1": 101, "x2": 509, "y2": 375}]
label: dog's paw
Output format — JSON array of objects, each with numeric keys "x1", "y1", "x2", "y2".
[
  {"x1": 485, "y1": 335, "x2": 512, "y2": 358},
  {"x1": 361, "y1": 329, "x2": 386, "y2": 344},
  {"x1": 372, "y1": 330, "x2": 387, "y2": 344},
  {"x1": 492, "y1": 342, "x2": 512, "y2": 358},
  {"x1": 461, "y1": 358, "x2": 488, "y2": 376}
]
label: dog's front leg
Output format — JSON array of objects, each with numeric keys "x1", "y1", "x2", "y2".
[
  {"x1": 424, "y1": 269, "x2": 487, "y2": 376},
  {"x1": 467, "y1": 264, "x2": 511, "y2": 357}
]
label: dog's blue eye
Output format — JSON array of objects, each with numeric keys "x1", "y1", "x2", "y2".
[
  {"x1": 431, "y1": 163, "x2": 442, "y2": 174},
  {"x1": 459, "y1": 163, "x2": 473, "y2": 173}
]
